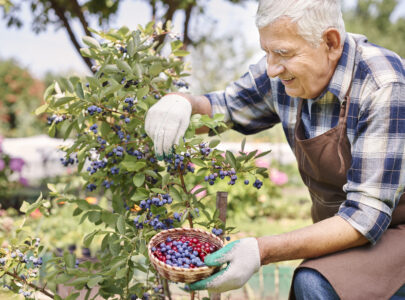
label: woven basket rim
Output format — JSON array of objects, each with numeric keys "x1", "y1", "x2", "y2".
[{"x1": 148, "y1": 227, "x2": 223, "y2": 273}]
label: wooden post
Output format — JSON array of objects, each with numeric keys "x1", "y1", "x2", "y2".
[{"x1": 210, "y1": 191, "x2": 228, "y2": 300}]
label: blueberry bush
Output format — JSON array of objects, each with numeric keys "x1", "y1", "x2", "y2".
[{"x1": 0, "y1": 22, "x2": 271, "y2": 299}]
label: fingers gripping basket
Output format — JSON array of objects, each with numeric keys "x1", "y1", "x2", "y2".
[{"x1": 148, "y1": 228, "x2": 224, "y2": 283}]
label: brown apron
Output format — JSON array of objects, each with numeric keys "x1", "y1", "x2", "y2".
[{"x1": 290, "y1": 93, "x2": 405, "y2": 300}]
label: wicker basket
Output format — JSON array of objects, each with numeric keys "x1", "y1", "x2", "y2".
[{"x1": 148, "y1": 228, "x2": 224, "y2": 283}]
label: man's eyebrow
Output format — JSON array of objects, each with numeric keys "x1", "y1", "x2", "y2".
[{"x1": 273, "y1": 49, "x2": 290, "y2": 55}]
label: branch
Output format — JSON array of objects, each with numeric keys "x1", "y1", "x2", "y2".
[
  {"x1": 48, "y1": 0, "x2": 94, "y2": 72},
  {"x1": 70, "y1": 0, "x2": 93, "y2": 38},
  {"x1": 182, "y1": 3, "x2": 194, "y2": 49},
  {"x1": 5, "y1": 271, "x2": 55, "y2": 299},
  {"x1": 154, "y1": 1, "x2": 179, "y2": 50}
]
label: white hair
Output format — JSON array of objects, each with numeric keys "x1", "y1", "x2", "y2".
[{"x1": 255, "y1": 0, "x2": 346, "y2": 47}]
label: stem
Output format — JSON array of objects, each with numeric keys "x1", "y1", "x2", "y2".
[
  {"x1": 5, "y1": 271, "x2": 55, "y2": 299},
  {"x1": 178, "y1": 167, "x2": 193, "y2": 228}
]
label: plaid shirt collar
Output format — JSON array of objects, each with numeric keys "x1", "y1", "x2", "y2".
[{"x1": 315, "y1": 33, "x2": 358, "y2": 103}]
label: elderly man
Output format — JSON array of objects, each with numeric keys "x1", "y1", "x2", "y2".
[{"x1": 145, "y1": 0, "x2": 405, "y2": 298}]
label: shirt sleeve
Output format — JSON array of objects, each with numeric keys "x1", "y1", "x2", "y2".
[
  {"x1": 339, "y1": 82, "x2": 405, "y2": 244},
  {"x1": 205, "y1": 56, "x2": 281, "y2": 135}
]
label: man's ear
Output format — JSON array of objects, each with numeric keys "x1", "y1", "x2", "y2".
[{"x1": 322, "y1": 28, "x2": 342, "y2": 61}]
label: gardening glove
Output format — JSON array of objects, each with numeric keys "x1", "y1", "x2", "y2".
[
  {"x1": 189, "y1": 238, "x2": 261, "y2": 293},
  {"x1": 145, "y1": 94, "x2": 192, "y2": 159}
]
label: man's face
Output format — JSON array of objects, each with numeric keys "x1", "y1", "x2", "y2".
[{"x1": 259, "y1": 18, "x2": 337, "y2": 99}]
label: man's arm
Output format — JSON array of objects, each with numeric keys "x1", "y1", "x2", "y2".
[{"x1": 257, "y1": 215, "x2": 368, "y2": 264}]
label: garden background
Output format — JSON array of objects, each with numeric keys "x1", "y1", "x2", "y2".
[{"x1": 0, "y1": 0, "x2": 404, "y2": 299}]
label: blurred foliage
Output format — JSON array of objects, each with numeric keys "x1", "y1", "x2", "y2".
[
  {"x1": 0, "y1": 59, "x2": 47, "y2": 137},
  {"x1": 344, "y1": 0, "x2": 405, "y2": 57},
  {"x1": 1, "y1": 0, "x2": 251, "y2": 71}
]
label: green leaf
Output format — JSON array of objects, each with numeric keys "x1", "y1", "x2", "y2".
[
  {"x1": 241, "y1": 137, "x2": 246, "y2": 153},
  {"x1": 88, "y1": 211, "x2": 100, "y2": 223},
  {"x1": 20, "y1": 193, "x2": 44, "y2": 214},
  {"x1": 43, "y1": 82, "x2": 55, "y2": 101},
  {"x1": 151, "y1": 188, "x2": 165, "y2": 194},
  {"x1": 103, "y1": 64, "x2": 120, "y2": 74},
  {"x1": 209, "y1": 139, "x2": 221, "y2": 148},
  {"x1": 48, "y1": 122, "x2": 56, "y2": 137},
  {"x1": 75, "y1": 82, "x2": 84, "y2": 99},
  {"x1": 121, "y1": 161, "x2": 146, "y2": 172},
  {"x1": 149, "y1": 62, "x2": 163, "y2": 76},
  {"x1": 190, "y1": 158, "x2": 206, "y2": 167},
  {"x1": 117, "y1": 60, "x2": 133, "y2": 74},
  {"x1": 133, "y1": 173, "x2": 145, "y2": 187},
  {"x1": 65, "y1": 293, "x2": 81, "y2": 300},
  {"x1": 63, "y1": 252, "x2": 75, "y2": 268},
  {"x1": 127, "y1": 38, "x2": 136, "y2": 57},
  {"x1": 83, "y1": 230, "x2": 100, "y2": 248},
  {"x1": 87, "y1": 276, "x2": 103, "y2": 288},
  {"x1": 246, "y1": 150, "x2": 258, "y2": 162},
  {"x1": 80, "y1": 47, "x2": 92, "y2": 57},
  {"x1": 54, "y1": 96, "x2": 76, "y2": 107},
  {"x1": 162, "y1": 173, "x2": 170, "y2": 187},
  {"x1": 169, "y1": 186, "x2": 182, "y2": 202},
  {"x1": 117, "y1": 215, "x2": 125, "y2": 235},
  {"x1": 255, "y1": 150, "x2": 272, "y2": 158},
  {"x1": 109, "y1": 235, "x2": 120, "y2": 256},
  {"x1": 133, "y1": 63, "x2": 143, "y2": 79},
  {"x1": 82, "y1": 36, "x2": 101, "y2": 49},
  {"x1": 58, "y1": 77, "x2": 74, "y2": 93},
  {"x1": 101, "y1": 211, "x2": 119, "y2": 227},
  {"x1": 35, "y1": 104, "x2": 48, "y2": 115},
  {"x1": 173, "y1": 50, "x2": 189, "y2": 57},
  {"x1": 170, "y1": 40, "x2": 183, "y2": 51},
  {"x1": 144, "y1": 169, "x2": 158, "y2": 179},
  {"x1": 225, "y1": 151, "x2": 237, "y2": 169},
  {"x1": 131, "y1": 189, "x2": 149, "y2": 201},
  {"x1": 136, "y1": 86, "x2": 149, "y2": 99}
]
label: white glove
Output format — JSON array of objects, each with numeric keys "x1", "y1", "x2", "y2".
[
  {"x1": 189, "y1": 238, "x2": 261, "y2": 293},
  {"x1": 145, "y1": 94, "x2": 192, "y2": 158}
]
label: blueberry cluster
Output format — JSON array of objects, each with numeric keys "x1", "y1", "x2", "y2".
[
  {"x1": 133, "y1": 213, "x2": 174, "y2": 231},
  {"x1": 139, "y1": 194, "x2": 173, "y2": 209},
  {"x1": 152, "y1": 237, "x2": 207, "y2": 268},
  {"x1": 199, "y1": 143, "x2": 212, "y2": 156},
  {"x1": 133, "y1": 194, "x2": 177, "y2": 230},
  {"x1": 87, "y1": 105, "x2": 103, "y2": 115},
  {"x1": 212, "y1": 228, "x2": 223, "y2": 236},
  {"x1": 173, "y1": 80, "x2": 189, "y2": 89},
  {"x1": 173, "y1": 212, "x2": 182, "y2": 222},
  {"x1": 253, "y1": 179, "x2": 263, "y2": 189},
  {"x1": 87, "y1": 158, "x2": 108, "y2": 174},
  {"x1": 102, "y1": 179, "x2": 114, "y2": 189},
  {"x1": 127, "y1": 148, "x2": 144, "y2": 159},
  {"x1": 47, "y1": 114, "x2": 65, "y2": 125},
  {"x1": 110, "y1": 166, "x2": 119, "y2": 175},
  {"x1": 165, "y1": 153, "x2": 195, "y2": 174},
  {"x1": 60, "y1": 155, "x2": 76, "y2": 167},
  {"x1": 124, "y1": 97, "x2": 137, "y2": 109},
  {"x1": 86, "y1": 183, "x2": 97, "y2": 191},
  {"x1": 90, "y1": 124, "x2": 98, "y2": 134},
  {"x1": 112, "y1": 146, "x2": 125, "y2": 157},
  {"x1": 203, "y1": 168, "x2": 238, "y2": 186}
]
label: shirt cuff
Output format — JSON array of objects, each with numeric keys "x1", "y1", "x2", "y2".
[
  {"x1": 338, "y1": 200, "x2": 391, "y2": 245},
  {"x1": 205, "y1": 92, "x2": 231, "y2": 122}
]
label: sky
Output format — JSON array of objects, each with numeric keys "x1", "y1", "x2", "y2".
[{"x1": 0, "y1": 0, "x2": 404, "y2": 79}]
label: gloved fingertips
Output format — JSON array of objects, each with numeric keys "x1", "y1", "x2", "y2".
[{"x1": 188, "y1": 269, "x2": 226, "y2": 291}]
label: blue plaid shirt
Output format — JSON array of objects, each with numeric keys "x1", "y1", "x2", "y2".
[{"x1": 206, "y1": 33, "x2": 405, "y2": 244}]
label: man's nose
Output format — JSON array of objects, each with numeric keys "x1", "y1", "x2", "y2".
[{"x1": 266, "y1": 54, "x2": 285, "y2": 78}]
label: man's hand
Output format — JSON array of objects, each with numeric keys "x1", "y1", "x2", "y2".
[
  {"x1": 145, "y1": 94, "x2": 192, "y2": 159},
  {"x1": 188, "y1": 238, "x2": 261, "y2": 293}
]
